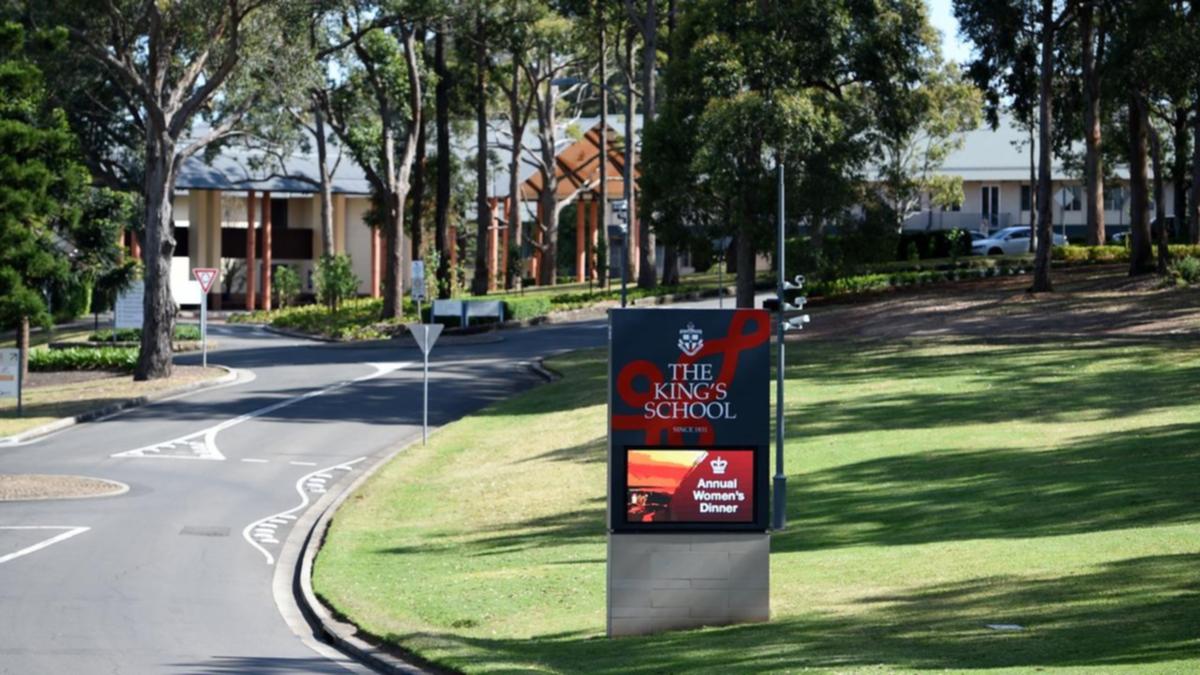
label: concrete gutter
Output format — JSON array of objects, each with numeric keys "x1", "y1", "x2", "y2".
[
  {"x1": 0, "y1": 365, "x2": 238, "y2": 447},
  {"x1": 282, "y1": 360, "x2": 561, "y2": 674}
]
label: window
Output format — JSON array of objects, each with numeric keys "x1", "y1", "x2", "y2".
[
  {"x1": 1061, "y1": 186, "x2": 1082, "y2": 212},
  {"x1": 1021, "y1": 185, "x2": 1032, "y2": 211},
  {"x1": 1104, "y1": 186, "x2": 1127, "y2": 211}
]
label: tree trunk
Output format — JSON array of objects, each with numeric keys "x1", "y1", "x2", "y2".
[
  {"x1": 434, "y1": 29, "x2": 452, "y2": 298},
  {"x1": 314, "y1": 100, "x2": 335, "y2": 255},
  {"x1": 470, "y1": 13, "x2": 490, "y2": 296},
  {"x1": 1192, "y1": 96, "x2": 1200, "y2": 244},
  {"x1": 381, "y1": 130, "x2": 405, "y2": 319},
  {"x1": 1128, "y1": 94, "x2": 1154, "y2": 275},
  {"x1": 597, "y1": 23, "x2": 609, "y2": 287},
  {"x1": 134, "y1": 137, "x2": 177, "y2": 380},
  {"x1": 1172, "y1": 106, "x2": 1188, "y2": 245},
  {"x1": 1029, "y1": 121, "x2": 1037, "y2": 251},
  {"x1": 631, "y1": 34, "x2": 655, "y2": 290},
  {"x1": 411, "y1": 114, "x2": 427, "y2": 261},
  {"x1": 1080, "y1": 1, "x2": 1105, "y2": 246},
  {"x1": 1150, "y1": 124, "x2": 1169, "y2": 275},
  {"x1": 1030, "y1": 0, "x2": 1055, "y2": 293},
  {"x1": 535, "y1": 76, "x2": 559, "y2": 287},
  {"x1": 735, "y1": 220, "x2": 756, "y2": 308},
  {"x1": 506, "y1": 58, "x2": 528, "y2": 291}
]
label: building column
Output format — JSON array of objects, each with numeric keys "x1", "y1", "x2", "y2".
[
  {"x1": 370, "y1": 227, "x2": 381, "y2": 298},
  {"x1": 501, "y1": 197, "x2": 511, "y2": 285},
  {"x1": 589, "y1": 200, "x2": 599, "y2": 280},
  {"x1": 576, "y1": 200, "x2": 586, "y2": 282},
  {"x1": 190, "y1": 191, "x2": 207, "y2": 273},
  {"x1": 334, "y1": 194, "x2": 347, "y2": 254},
  {"x1": 208, "y1": 190, "x2": 223, "y2": 310},
  {"x1": 261, "y1": 191, "x2": 273, "y2": 312},
  {"x1": 246, "y1": 190, "x2": 257, "y2": 311}
]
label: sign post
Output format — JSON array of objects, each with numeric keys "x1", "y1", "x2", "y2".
[
  {"x1": 1, "y1": 348, "x2": 20, "y2": 417},
  {"x1": 411, "y1": 260, "x2": 426, "y2": 320},
  {"x1": 193, "y1": 268, "x2": 219, "y2": 369},
  {"x1": 607, "y1": 308, "x2": 772, "y2": 636},
  {"x1": 406, "y1": 322, "x2": 443, "y2": 445}
]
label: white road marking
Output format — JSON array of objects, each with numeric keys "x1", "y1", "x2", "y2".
[
  {"x1": 111, "y1": 362, "x2": 410, "y2": 461},
  {"x1": 242, "y1": 456, "x2": 366, "y2": 565},
  {"x1": 288, "y1": 461, "x2": 318, "y2": 467},
  {"x1": 0, "y1": 526, "x2": 90, "y2": 565},
  {"x1": 241, "y1": 458, "x2": 269, "y2": 463}
]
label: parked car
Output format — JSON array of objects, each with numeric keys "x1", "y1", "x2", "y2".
[{"x1": 971, "y1": 226, "x2": 1067, "y2": 256}]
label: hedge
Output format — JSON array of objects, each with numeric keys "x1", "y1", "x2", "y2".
[
  {"x1": 1053, "y1": 244, "x2": 1200, "y2": 264},
  {"x1": 89, "y1": 325, "x2": 201, "y2": 342},
  {"x1": 30, "y1": 347, "x2": 138, "y2": 372}
]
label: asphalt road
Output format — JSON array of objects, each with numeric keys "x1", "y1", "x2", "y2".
[{"x1": 0, "y1": 295, "x2": 751, "y2": 674}]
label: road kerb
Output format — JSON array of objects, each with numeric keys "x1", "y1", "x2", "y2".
[
  {"x1": 0, "y1": 365, "x2": 238, "y2": 446},
  {"x1": 282, "y1": 359, "x2": 558, "y2": 674}
]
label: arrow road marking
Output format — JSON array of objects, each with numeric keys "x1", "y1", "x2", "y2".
[
  {"x1": 242, "y1": 457, "x2": 366, "y2": 565},
  {"x1": 111, "y1": 362, "x2": 410, "y2": 461},
  {"x1": 0, "y1": 526, "x2": 90, "y2": 566}
]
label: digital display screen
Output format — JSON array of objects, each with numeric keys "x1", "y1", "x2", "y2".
[{"x1": 625, "y1": 448, "x2": 755, "y2": 524}]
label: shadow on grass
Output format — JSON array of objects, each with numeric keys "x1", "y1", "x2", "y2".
[
  {"x1": 467, "y1": 497, "x2": 607, "y2": 557},
  {"x1": 776, "y1": 422, "x2": 1200, "y2": 552},
  {"x1": 376, "y1": 553, "x2": 1199, "y2": 673}
]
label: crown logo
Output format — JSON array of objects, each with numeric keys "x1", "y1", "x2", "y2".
[
  {"x1": 678, "y1": 322, "x2": 704, "y2": 356},
  {"x1": 710, "y1": 456, "x2": 728, "y2": 475}
]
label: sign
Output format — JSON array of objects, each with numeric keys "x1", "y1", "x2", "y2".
[
  {"x1": 611, "y1": 199, "x2": 628, "y2": 223},
  {"x1": 609, "y1": 309, "x2": 770, "y2": 532},
  {"x1": 114, "y1": 284, "x2": 145, "y2": 329},
  {"x1": 193, "y1": 267, "x2": 219, "y2": 294},
  {"x1": 411, "y1": 260, "x2": 426, "y2": 301},
  {"x1": 407, "y1": 322, "x2": 443, "y2": 356},
  {"x1": 0, "y1": 349, "x2": 18, "y2": 398},
  {"x1": 1056, "y1": 187, "x2": 1074, "y2": 209}
]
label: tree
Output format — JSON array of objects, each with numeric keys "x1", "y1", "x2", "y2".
[
  {"x1": 878, "y1": 63, "x2": 982, "y2": 231},
  {"x1": 324, "y1": 4, "x2": 424, "y2": 318},
  {"x1": 40, "y1": 0, "x2": 300, "y2": 379},
  {"x1": 1078, "y1": 0, "x2": 1108, "y2": 246},
  {"x1": 651, "y1": 0, "x2": 935, "y2": 307},
  {"x1": 624, "y1": 0, "x2": 660, "y2": 289},
  {"x1": 0, "y1": 21, "x2": 86, "y2": 378}
]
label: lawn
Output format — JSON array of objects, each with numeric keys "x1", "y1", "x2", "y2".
[{"x1": 314, "y1": 333, "x2": 1200, "y2": 673}]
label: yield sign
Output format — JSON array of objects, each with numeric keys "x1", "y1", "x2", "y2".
[
  {"x1": 406, "y1": 323, "x2": 443, "y2": 355},
  {"x1": 193, "y1": 267, "x2": 219, "y2": 294}
]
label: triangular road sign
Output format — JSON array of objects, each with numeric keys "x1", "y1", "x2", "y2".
[
  {"x1": 406, "y1": 323, "x2": 443, "y2": 355},
  {"x1": 193, "y1": 267, "x2": 219, "y2": 294}
]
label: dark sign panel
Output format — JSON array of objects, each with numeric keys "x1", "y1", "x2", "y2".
[{"x1": 609, "y1": 309, "x2": 770, "y2": 532}]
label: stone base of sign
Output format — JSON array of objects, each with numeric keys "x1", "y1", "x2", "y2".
[{"x1": 607, "y1": 532, "x2": 769, "y2": 637}]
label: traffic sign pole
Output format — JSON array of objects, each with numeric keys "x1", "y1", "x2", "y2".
[
  {"x1": 405, "y1": 322, "x2": 443, "y2": 445},
  {"x1": 192, "y1": 268, "x2": 219, "y2": 370}
]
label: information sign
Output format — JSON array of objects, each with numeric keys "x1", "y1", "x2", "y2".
[
  {"x1": 0, "y1": 349, "x2": 18, "y2": 399},
  {"x1": 411, "y1": 260, "x2": 426, "y2": 301},
  {"x1": 114, "y1": 284, "x2": 145, "y2": 330}
]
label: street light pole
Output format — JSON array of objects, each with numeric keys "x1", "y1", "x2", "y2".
[{"x1": 773, "y1": 161, "x2": 787, "y2": 531}]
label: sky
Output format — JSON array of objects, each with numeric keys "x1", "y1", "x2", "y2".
[{"x1": 927, "y1": 0, "x2": 973, "y2": 65}]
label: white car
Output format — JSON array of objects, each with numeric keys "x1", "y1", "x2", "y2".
[{"x1": 971, "y1": 226, "x2": 1067, "y2": 256}]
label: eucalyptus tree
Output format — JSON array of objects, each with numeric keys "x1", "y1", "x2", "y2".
[
  {"x1": 34, "y1": 0, "x2": 303, "y2": 379},
  {"x1": 323, "y1": 2, "x2": 426, "y2": 318},
  {"x1": 652, "y1": 0, "x2": 935, "y2": 308},
  {"x1": 624, "y1": 0, "x2": 661, "y2": 289}
]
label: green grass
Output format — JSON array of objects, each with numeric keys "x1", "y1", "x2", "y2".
[{"x1": 314, "y1": 338, "x2": 1200, "y2": 673}]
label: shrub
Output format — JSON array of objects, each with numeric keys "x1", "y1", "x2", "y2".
[
  {"x1": 316, "y1": 254, "x2": 360, "y2": 313},
  {"x1": 30, "y1": 347, "x2": 138, "y2": 372},
  {"x1": 1169, "y1": 256, "x2": 1200, "y2": 285},
  {"x1": 89, "y1": 325, "x2": 201, "y2": 342},
  {"x1": 273, "y1": 264, "x2": 301, "y2": 309},
  {"x1": 503, "y1": 296, "x2": 553, "y2": 321}
]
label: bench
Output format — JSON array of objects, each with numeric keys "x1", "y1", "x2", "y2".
[{"x1": 430, "y1": 299, "x2": 505, "y2": 327}]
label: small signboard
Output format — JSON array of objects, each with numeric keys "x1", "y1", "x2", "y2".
[
  {"x1": 411, "y1": 260, "x2": 426, "y2": 301},
  {"x1": 0, "y1": 349, "x2": 18, "y2": 398},
  {"x1": 611, "y1": 199, "x2": 629, "y2": 223},
  {"x1": 193, "y1": 267, "x2": 219, "y2": 294},
  {"x1": 114, "y1": 284, "x2": 145, "y2": 330}
]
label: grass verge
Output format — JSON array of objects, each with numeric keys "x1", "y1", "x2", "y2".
[
  {"x1": 0, "y1": 366, "x2": 226, "y2": 438},
  {"x1": 314, "y1": 338, "x2": 1200, "y2": 673}
]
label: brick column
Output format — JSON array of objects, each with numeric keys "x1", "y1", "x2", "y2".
[
  {"x1": 261, "y1": 191, "x2": 272, "y2": 312},
  {"x1": 246, "y1": 190, "x2": 256, "y2": 310},
  {"x1": 576, "y1": 200, "x2": 586, "y2": 282}
]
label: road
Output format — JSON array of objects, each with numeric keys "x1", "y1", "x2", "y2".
[{"x1": 0, "y1": 295, "x2": 749, "y2": 674}]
